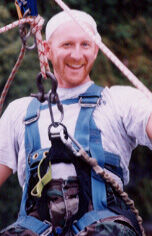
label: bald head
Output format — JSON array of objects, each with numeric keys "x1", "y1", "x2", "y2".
[{"x1": 45, "y1": 9, "x2": 101, "y2": 42}]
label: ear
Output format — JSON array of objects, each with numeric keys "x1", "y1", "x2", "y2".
[
  {"x1": 94, "y1": 45, "x2": 99, "y2": 60},
  {"x1": 43, "y1": 40, "x2": 52, "y2": 60}
]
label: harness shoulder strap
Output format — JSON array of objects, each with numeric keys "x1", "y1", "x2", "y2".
[
  {"x1": 74, "y1": 83, "x2": 108, "y2": 211},
  {"x1": 16, "y1": 98, "x2": 53, "y2": 235},
  {"x1": 24, "y1": 98, "x2": 42, "y2": 156},
  {"x1": 19, "y1": 98, "x2": 42, "y2": 217},
  {"x1": 71, "y1": 83, "x2": 125, "y2": 233},
  {"x1": 74, "y1": 84, "x2": 103, "y2": 152}
]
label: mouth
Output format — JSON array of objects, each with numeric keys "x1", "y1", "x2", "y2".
[{"x1": 66, "y1": 64, "x2": 84, "y2": 70}]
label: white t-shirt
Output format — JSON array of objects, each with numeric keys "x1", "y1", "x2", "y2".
[{"x1": 0, "y1": 81, "x2": 152, "y2": 187}]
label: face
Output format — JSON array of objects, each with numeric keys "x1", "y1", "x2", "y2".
[{"x1": 45, "y1": 21, "x2": 99, "y2": 88}]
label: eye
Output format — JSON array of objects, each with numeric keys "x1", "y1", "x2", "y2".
[
  {"x1": 81, "y1": 41, "x2": 90, "y2": 48},
  {"x1": 62, "y1": 42, "x2": 72, "y2": 48}
]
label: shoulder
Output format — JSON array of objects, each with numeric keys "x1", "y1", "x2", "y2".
[
  {"x1": 102, "y1": 85, "x2": 149, "y2": 104},
  {"x1": 7, "y1": 96, "x2": 33, "y2": 112},
  {"x1": 1, "y1": 96, "x2": 33, "y2": 123},
  {"x1": 105, "y1": 85, "x2": 142, "y2": 96},
  {"x1": 9, "y1": 96, "x2": 33, "y2": 106},
  {"x1": 101, "y1": 85, "x2": 152, "y2": 122}
]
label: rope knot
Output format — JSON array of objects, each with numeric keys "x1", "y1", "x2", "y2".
[
  {"x1": 31, "y1": 15, "x2": 45, "y2": 35},
  {"x1": 30, "y1": 15, "x2": 50, "y2": 78}
]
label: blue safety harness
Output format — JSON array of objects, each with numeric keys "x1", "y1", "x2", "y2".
[{"x1": 10, "y1": 84, "x2": 124, "y2": 235}]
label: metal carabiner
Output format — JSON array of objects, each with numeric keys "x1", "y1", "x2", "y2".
[
  {"x1": 31, "y1": 72, "x2": 58, "y2": 102},
  {"x1": 19, "y1": 23, "x2": 37, "y2": 50},
  {"x1": 46, "y1": 72, "x2": 64, "y2": 125},
  {"x1": 31, "y1": 72, "x2": 46, "y2": 102},
  {"x1": 31, "y1": 72, "x2": 64, "y2": 125},
  {"x1": 48, "y1": 122, "x2": 68, "y2": 141},
  {"x1": 46, "y1": 72, "x2": 58, "y2": 96},
  {"x1": 19, "y1": 10, "x2": 37, "y2": 50}
]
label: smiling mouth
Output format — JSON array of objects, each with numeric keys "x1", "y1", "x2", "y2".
[{"x1": 66, "y1": 64, "x2": 84, "y2": 70}]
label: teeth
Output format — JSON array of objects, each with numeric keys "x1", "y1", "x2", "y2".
[{"x1": 68, "y1": 64, "x2": 83, "y2": 69}]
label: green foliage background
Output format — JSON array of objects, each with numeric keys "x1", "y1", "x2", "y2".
[{"x1": 0, "y1": 0, "x2": 152, "y2": 233}]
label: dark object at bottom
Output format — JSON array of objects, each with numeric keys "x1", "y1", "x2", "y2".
[{"x1": 0, "y1": 215, "x2": 137, "y2": 236}]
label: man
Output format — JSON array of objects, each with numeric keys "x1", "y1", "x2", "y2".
[{"x1": 0, "y1": 9, "x2": 152, "y2": 235}]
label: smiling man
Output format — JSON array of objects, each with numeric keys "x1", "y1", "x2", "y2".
[
  {"x1": 44, "y1": 12, "x2": 99, "y2": 88},
  {"x1": 0, "y1": 9, "x2": 152, "y2": 236}
]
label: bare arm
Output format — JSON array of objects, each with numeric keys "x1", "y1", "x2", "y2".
[
  {"x1": 146, "y1": 112, "x2": 152, "y2": 140},
  {"x1": 0, "y1": 164, "x2": 12, "y2": 187}
]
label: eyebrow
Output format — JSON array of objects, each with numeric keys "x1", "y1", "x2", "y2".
[{"x1": 59, "y1": 38, "x2": 92, "y2": 44}]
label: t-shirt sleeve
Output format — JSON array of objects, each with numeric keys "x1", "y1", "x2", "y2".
[
  {"x1": 109, "y1": 86, "x2": 152, "y2": 148},
  {"x1": 0, "y1": 103, "x2": 19, "y2": 172}
]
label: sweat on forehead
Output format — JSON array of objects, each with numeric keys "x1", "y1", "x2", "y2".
[{"x1": 45, "y1": 9, "x2": 101, "y2": 42}]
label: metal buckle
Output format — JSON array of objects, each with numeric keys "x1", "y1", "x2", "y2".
[
  {"x1": 24, "y1": 110, "x2": 40, "y2": 125},
  {"x1": 40, "y1": 221, "x2": 52, "y2": 236},
  {"x1": 78, "y1": 97, "x2": 101, "y2": 108}
]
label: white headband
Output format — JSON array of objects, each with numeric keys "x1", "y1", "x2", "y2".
[{"x1": 45, "y1": 9, "x2": 101, "y2": 42}]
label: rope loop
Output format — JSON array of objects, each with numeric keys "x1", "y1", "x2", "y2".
[{"x1": 30, "y1": 15, "x2": 44, "y2": 35}]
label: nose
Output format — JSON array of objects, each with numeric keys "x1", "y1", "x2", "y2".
[{"x1": 70, "y1": 45, "x2": 83, "y2": 61}]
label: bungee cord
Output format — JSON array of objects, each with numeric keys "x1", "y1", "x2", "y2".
[
  {"x1": 61, "y1": 130, "x2": 145, "y2": 236},
  {"x1": 77, "y1": 145, "x2": 145, "y2": 236}
]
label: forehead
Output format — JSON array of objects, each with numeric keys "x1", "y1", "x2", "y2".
[{"x1": 49, "y1": 21, "x2": 94, "y2": 44}]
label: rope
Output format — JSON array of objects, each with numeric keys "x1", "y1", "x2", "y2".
[
  {"x1": 0, "y1": 45, "x2": 26, "y2": 115},
  {"x1": 79, "y1": 149, "x2": 145, "y2": 236},
  {"x1": 0, "y1": 15, "x2": 50, "y2": 115},
  {"x1": 54, "y1": 0, "x2": 152, "y2": 101},
  {"x1": 30, "y1": 15, "x2": 50, "y2": 76},
  {"x1": 0, "y1": 16, "x2": 50, "y2": 78}
]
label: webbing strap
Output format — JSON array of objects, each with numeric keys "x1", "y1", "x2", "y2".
[
  {"x1": 90, "y1": 117, "x2": 106, "y2": 210},
  {"x1": 18, "y1": 174, "x2": 30, "y2": 216},
  {"x1": 15, "y1": 216, "x2": 52, "y2": 235},
  {"x1": 74, "y1": 84, "x2": 107, "y2": 210},
  {"x1": 31, "y1": 161, "x2": 52, "y2": 198},
  {"x1": 35, "y1": 98, "x2": 79, "y2": 111},
  {"x1": 19, "y1": 98, "x2": 42, "y2": 217},
  {"x1": 72, "y1": 209, "x2": 117, "y2": 234},
  {"x1": 74, "y1": 84, "x2": 103, "y2": 151},
  {"x1": 24, "y1": 98, "x2": 41, "y2": 156}
]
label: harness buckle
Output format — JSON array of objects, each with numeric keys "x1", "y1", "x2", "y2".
[
  {"x1": 24, "y1": 110, "x2": 40, "y2": 125},
  {"x1": 40, "y1": 221, "x2": 53, "y2": 236},
  {"x1": 78, "y1": 97, "x2": 101, "y2": 108}
]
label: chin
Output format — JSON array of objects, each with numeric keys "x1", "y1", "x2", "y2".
[
  {"x1": 66, "y1": 74, "x2": 89, "y2": 85},
  {"x1": 67, "y1": 79, "x2": 86, "y2": 88}
]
